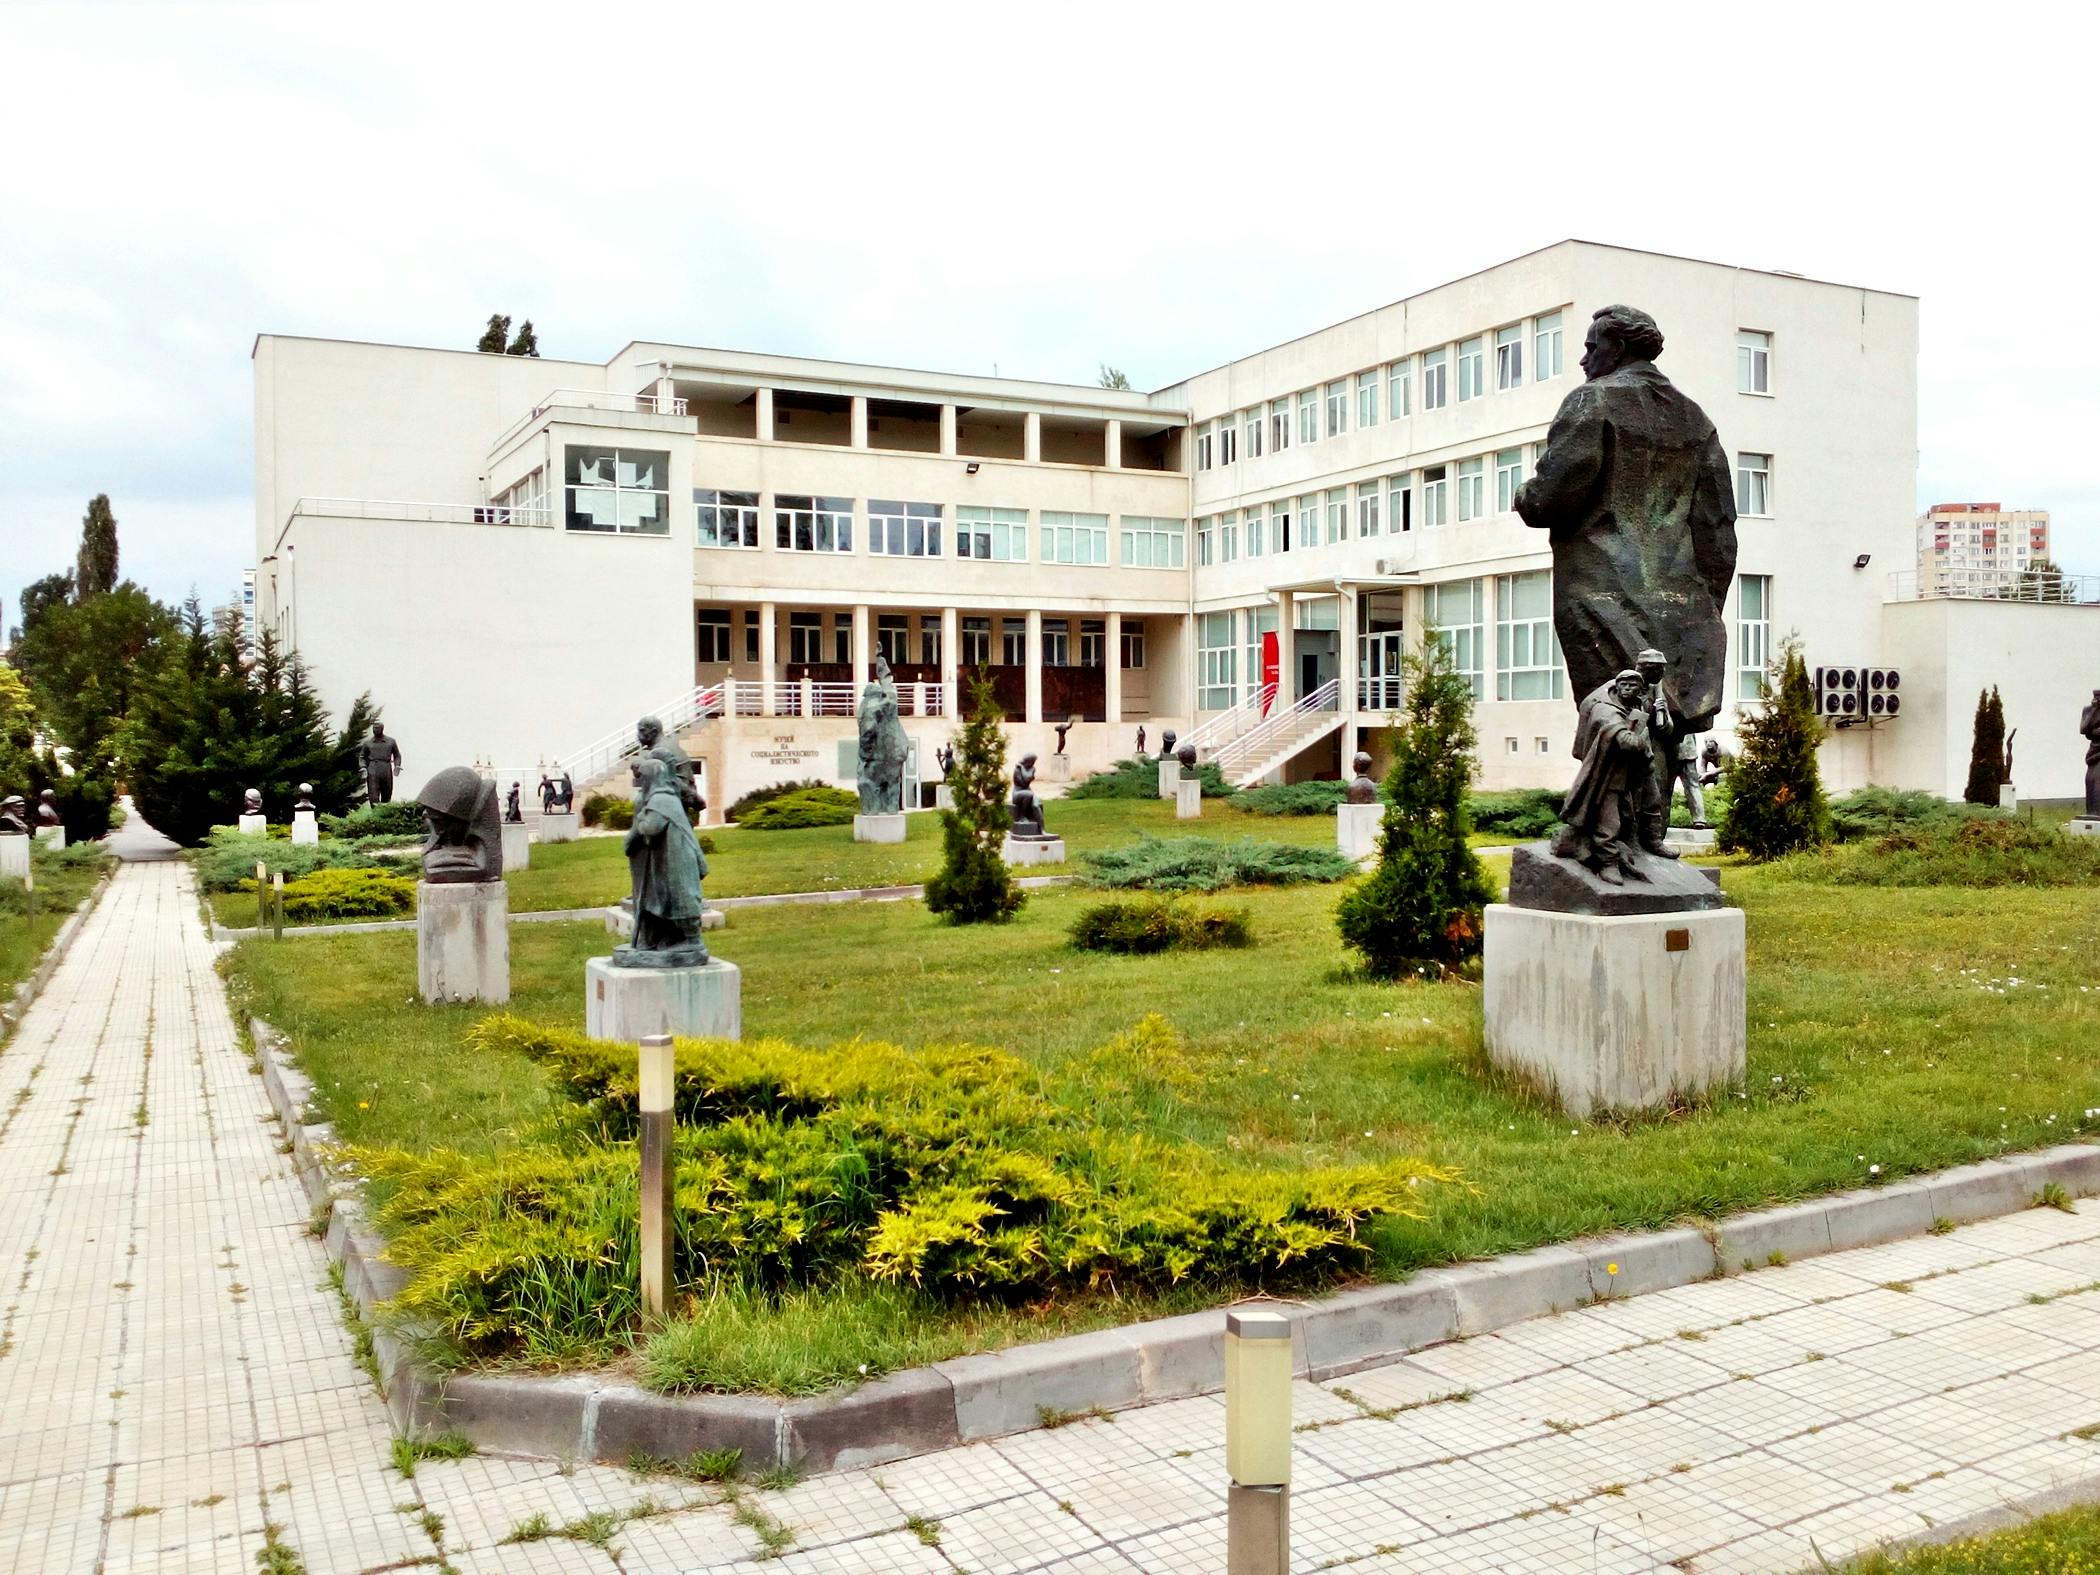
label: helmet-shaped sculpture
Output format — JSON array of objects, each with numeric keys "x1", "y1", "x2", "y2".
[{"x1": 417, "y1": 766, "x2": 503, "y2": 883}]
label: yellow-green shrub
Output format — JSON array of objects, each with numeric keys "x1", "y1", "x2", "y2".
[{"x1": 250, "y1": 866, "x2": 416, "y2": 920}]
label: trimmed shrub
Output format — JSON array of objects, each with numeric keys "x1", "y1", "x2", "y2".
[
  {"x1": 1763, "y1": 815, "x2": 2100, "y2": 888},
  {"x1": 262, "y1": 866, "x2": 417, "y2": 920},
  {"x1": 1081, "y1": 834, "x2": 1355, "y2": 892},
  {"x1": 925, "y1": 671, "x2": 1022, "y2": 923},
  {"x1": 320, "y1": 800, "x2": 424, "y2": 840},
  {"x1": 1718, "y1": 644, "x2": 1831, "y2": 860},
  {"x1": 726, "y1": 778, "x2": 831, "y2": 823},
  {"x1": 1068, "y1": 755, "x2": 1234, "y2": 800},
  {"x1": 580, "y1": 792, "x2": 635, "y2": 830},
  {"x1": 1466, "y1": 788, "x2": 1563, "y2": 839},
  {"x1": 192, "y1": 828, "x2": 389, "y2": 893},
  {"x1": 1827, "y1": 786, "x2": 1994, "y2": 844},
  {"x1": 1964, "y1": 686, "x2": 2007, "y2": 806},
  {"x1": 1069, "y1": 897, "x2": 1253, "y2": 954},
  {"x1": 735, "y1": 787, "x2": 858, "y2": 831},
  {"x1": 1235, "y1": 780, "x2": 1350, "y2": 816}
]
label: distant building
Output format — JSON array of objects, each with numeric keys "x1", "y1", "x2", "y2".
[{"x1": 1915, "y1": 502, "x2": 2050, "y2": 598}]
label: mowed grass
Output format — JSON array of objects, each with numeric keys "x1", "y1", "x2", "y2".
[
  {"x1": 1840, "y1": 1503, "x2": 2100, "y2": 1572},
  {"x1": 0, "y1": 847, "x2": 109, "y2": 1007},
  {"x1": 228, "y1": 865, "x2": 2100, "y2": 1286}
]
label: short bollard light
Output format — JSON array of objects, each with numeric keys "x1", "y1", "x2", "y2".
[
  {"x1": 638, "y1": 1033, "x2": 675, "y2": 1323},
  {"x1": 271, "y1": 870, "x2": 285, "y2": 942},
  {"x1": 255, "y1": 860, "x2": 268, "y2": 930},
  {"x1": 1225, "y1": 1305, "x2": 1292, "y2": 1575}
]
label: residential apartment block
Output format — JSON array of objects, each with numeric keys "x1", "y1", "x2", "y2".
[
  {"x1": 1915, "y1": 502, "x2": 2051, "y2": 598},
  {"x1": 256, "y1": 240, "x2": 2100, "y2": 809}
]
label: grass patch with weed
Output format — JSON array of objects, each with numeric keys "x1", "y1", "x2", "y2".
[{"x1": 1835, "y1": 1499, "x2": 2100, "y2": 1571}]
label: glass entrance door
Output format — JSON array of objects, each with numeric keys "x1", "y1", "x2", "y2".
[{"x1": 1360, "y1": 630, "x2": 1406, "y2": 711}]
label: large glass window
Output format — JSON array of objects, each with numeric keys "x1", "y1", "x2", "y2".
[
  {"x1": 1388, "y1": 358, "x2": 1410, "y2": 417},
  {"x1": 1219, "y1": 511, "x2": 1239, "y2": 562},
  {"x1": 877, "y1": 614, "x2": 911, "y2": 667},
  {"x1": 1198, "y1": 611, "x2": 1238, "y2": 710},
  {"x1": 1326, "y1": 487, "x2": 1348, "y2": 544},
  {"x1": 1495, "y1": 448, "x2": 1525, "y2": 513},
  {"x1": 1121, "y1": 620, "x2": 1146, "y2": 669},
  {"x1": 1421, "y1": 348, "x2": 1448, "y2": 410},
  {"x1": 1738, "y1": 575, "x2": 1772, "y2": 699},
  {"x1": 1269, "y1": 397, "x2": 1292, "y2": 453},
  {"x1": 1357, "y1": 371, "x2": 1379, "y2": 428},
  {"x1": 1737, "y1": 453, "x2": 1772, "y2": 516},
  {"x1": 788, "y1": 611, "x2": 824, "y2": 664},
  {"x1": 1738, "y1": 329, "x2": 1772, "y2": 394},
  {"x1": 1356, "y1": 482, "x2": 1380, "y2": 538},
  {"x1": 1495, "y1": 570, "x2": 1563, "y2": 700},
  {"x1": 1219, "y1": 420, "x2": 1236, "y2": 465},
  {"x1": 1244, "y1": 407, "x2": 1263, "y2": 460},
  {"x1": 1040, "y1": 511, "x2": 1110, "y2": 565},
  {"x1": 1457, "y1": 336, "x2": 1485, "y2": 402},
  {"x1": 1535, "y1": 311, "x2": 1564, "y2": 380},
  {"x1": 695, "y1": 488, "x2": 759, "y2": 548},
  {"x1": 1245, "y1": 504, "x2": 1265, "y2": 558},
  {"x1": 1387, "y1": 475, "x2": 1412, "y2": 534},
  {"x1": 1121, "y1": 516, "x2": 1186, "y2": 568},
  {"x1": 1196, "y1": 426, "x2": 1213, "y2": 471},
  {"x1": 869, "y1": 499, "x2": 941, "y2": 557},
  {"x1": 1001, "y1": 618, "x2": 1027, "y2": 666},
  {"x1": 1457, "y1": 457, "x2": 1486, "y2": 521},
  {"x1": 774, "y1": 494, "x2": 853, "y2": 553},
  {"x1": 565, "y1": 446, "x2": 669, "y2": 534},
  {"x1": 1421, "y1": 465, "x2": 1449, "y2": 527},
  {"x1": 1042, "y1": 621, "x2": 1070, "y2": 667},
  {"x1": 961, "y1": 616, "x2": 992, "y2": 666},
  {"x1": 1325, "y1": 380, "x2": 1348, "y2": 438},
  {"x1": 956, "y1": 506, "x2": 1027, "y2": 560},
  {"x1": 1298, "y1": 493, "x2": 1322, "y2": 549},
  {"x1": 920, "y1": 618, "x2": 941, "y2": 666},
  {"x1": 1495, "y1": 323, "x2": 1524, "y2": 390},
  {"x1": 695, "y1": 607, "x2": 731, "y2": 662},
  {"x1": 1427, "y1": 578, "x2": 1485, "y2": 698},
  {"x1": 1297, "y1": 387, "x2": 1319, "y2": 444},
  {"x1": 1079, "y1": 618, "x2": 1106, "y2": 668}
]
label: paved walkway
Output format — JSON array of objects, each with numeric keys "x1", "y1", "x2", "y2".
[{"x1": 6, "y1": 863, "x2": 2100, "y2": 1572}]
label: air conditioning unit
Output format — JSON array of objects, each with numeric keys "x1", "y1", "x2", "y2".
[
  {"x1": 1861, "y1": 666, "x2": 1902, "y2": 717},
  {"x1": 1813, "y1": 665, "x2": 1860, "y2": 718},
  {"x1": 1813, "y1": 665, "x2": 1901, "y2": 721}
]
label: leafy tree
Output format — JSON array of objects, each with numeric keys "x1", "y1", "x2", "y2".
[
  {"x1": 2014, "y1": 557, "x2": 2073, "y2": 603},
  {"x1": 120, "y1": 601, "x2": 376, "y2": 845},
  {"x1": 1097, "y1": 364, "x2": 1132, "y2": 390},
  {"x1": 506, "y1": 319, "x2": 540, "y2": 357},
  {"x1": 76, "y1": 494, "x2": 119, "y2": 596},
  {"x1": 924, "y1": 670, "x2": 1023, "y2": 924},
  {"x1": 11, "y1": 582, "x2": 175, "y2": 780},
  {"x1": 476, "y1": 313, "x2": 512, "y2": 353},
  {"x1": 1717, "y1": 642, "x2": 1831, "y2": 858},
  {"x1": 1336, "y1": 633, "x2": 1496, "y2": 978},
  {"x1": 1963, "y1": 685, "x2": 2007, "y2": 805},
  {"x1": 14, "y1": 571, "x2": 73, "y2": 644},
  {"x1": 0, "y1": 667, "x2": 39, "y2": 793}
]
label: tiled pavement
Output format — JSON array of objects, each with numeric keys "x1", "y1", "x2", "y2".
[{"x1": 6, "y1": 863, "x2": 2100, "y2": 1571}]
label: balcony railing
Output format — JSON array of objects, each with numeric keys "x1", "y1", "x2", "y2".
[
  {"x1": 288, "y1": 497, "x2": 554, "y2": 528},
  {"x1": 492, "y1": 388, "x2": 692, "y2": 453},
  {"x1": 1358, "y1": 676, "x2": 1408, "y2": 711},
  {"x1": 1885, "y1": 569, "x2": 2098, "y2": 605}
]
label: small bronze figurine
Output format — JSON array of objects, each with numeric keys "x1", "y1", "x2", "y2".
[
  {"x1": 1053, "y1": 720, "x2": 1073, "y2": 755},
  {"x1": 935, "y1": 743, "x2": 955, "y2": 779},
  {"x1": 1010, "y1": 754, "x2": 1047, "y2": 839},
  {"x1": 1135, "y1": 725, "x2": 1146, "y2": 756},
  {"x1": 554, "y1": 772, "x2": 574, "y2": 812},
  {"x1": 537, "y1": 775, "x2": 557, "y2": 815},
  {"x1": 504, "y1": 782, "x2": 523, "y2": 824}
]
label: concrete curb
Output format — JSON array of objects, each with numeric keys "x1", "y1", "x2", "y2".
[
  {"x1": 250, "y1": 1014, "x2": 2100, "y2": 1476},
  {"x1": 1, "y1": 868, "x2": 114, "y2": 1039}
]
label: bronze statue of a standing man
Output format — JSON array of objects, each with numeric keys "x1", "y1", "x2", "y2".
[
  {"x1": 360, "y1": 724, "x2": 403, "y2": 805},
  {"x1": 1515, "y1": 305, "x2": 1739, "y2": 738},
  {"x1": 2081, "y1": 689, "x2": 2100, "y2": 820}
]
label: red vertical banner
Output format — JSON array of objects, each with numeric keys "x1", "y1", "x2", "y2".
[{"x1": 1260, "y1": 631, "x2": 1280, "y2": 715}]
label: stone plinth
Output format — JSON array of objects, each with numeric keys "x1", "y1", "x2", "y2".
[
  {"x1": 2000, "y1": 784, "x2": 2019, "y2": 811},
  {"x1": 0, "y1": 838, "x2": 27, "y2": 882},
  {"x1": 1664, "y1": 826, "x2": 1717, "y2": 850},
  {"x1": 1157, "y1": 760, "x2": 1179, "y2": 800},
  {"x1": 1337, "y1": 802, "x2": 1382, "y2": 861},
  {"x1": 1174, "y1": 779, "x2": 1202, "y2": 819},
  {"x1": 417, "y1": 881, "x2": 509, "y2": 1005},
  {"x1": 35, "y1": 826, "x2": 65, "y2": 850},
  {"x1": 501, "y1": 822, "x2": 531, "y2": 870},
  {"x1": 1043, "y1": 754, "x2": 1072, "y2": 783},
  {"x1": 539, "y1": 812, "x2": 580, "y2": 843},
  {"x1": 586, "y1": 955, "x2": 742, "y2": 1042},
  {"x1": 2068, "y1": 817, "x2": 2100, "y2": 838},
  {"x1": 1483, "y1": 903, "x2": 1745, "y2": 1117},
  {"x1": 1508, "y1": 842, "x2": 1723, "y2": 916},
  {"x1": 290, "y1": 810, "x2": 319, "y2": 846},
  {"x1": 933, "y1": 784, "x2": 954, "y2": 811},
  {"x1": 1002, "y1": 835, "x2": 1065, "y2": 867},
  {"x1": 237, "y1": 813, "x2": 268, "y2": 837},
  {"x1": 853, "y1": 812, "x2": 907, "y2": 844},
  {"x1": 606, "y1": 903, "x2": 723, "y2": 936}
]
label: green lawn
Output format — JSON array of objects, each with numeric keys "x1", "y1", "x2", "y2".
[
  {"x1": 0, "y1": 845, "x2": 110, "y2": 1008},
  {"x1": 225, "y1": 859, "x2": 2100, "y2": 1389},
  {"x1": 1841, "y1": 1503, "x2": 2100, "y2": 1572}
]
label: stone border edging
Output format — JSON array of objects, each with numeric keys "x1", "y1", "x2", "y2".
[
  {"x1": 250, "y1": 1013, "x2": 2100, "y2": 1477},
  {"x1": 1, "y1": 869, "x2": 114, "y2": 1038}
]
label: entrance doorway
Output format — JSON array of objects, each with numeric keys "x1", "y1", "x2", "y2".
[{"x1": 1361, "y1": 629, "x2": 1406, "y2": 711}]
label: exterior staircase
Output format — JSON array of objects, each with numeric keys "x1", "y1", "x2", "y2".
[{"x1": 1208, "y1": 678, "x2": 1344, "y2": 788}]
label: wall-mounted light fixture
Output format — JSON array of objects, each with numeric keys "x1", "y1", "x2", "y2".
[
  {"x1": 964, "y1": 461, "x2": 981, "y2": 475},
  {"x1": 1853, "y1": 553, "x2": 1872, "y2": 569}
]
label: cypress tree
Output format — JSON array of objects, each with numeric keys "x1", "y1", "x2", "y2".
[
  {"x1": 1717, "y1": 644, "x2": 1831, "y2": 858},
  {"x1": 76, "y1": 495, "x2": 118, "y2": 596},
  {"x1": 924, "y1": 670, "x2": 1023, "y2": 924},
  {"x1": 476, "y1": 313, "x2": 511, "y2": 353},
  {"x1": 1964, "y1": 686, "x2": 2006, "y2": 804},
  {"x1": 506, "y1": 319, "x2": 540, "y2": 357},
  {"x1": 1335, "y1": 633, "x2": 1496, "y2": 979}
]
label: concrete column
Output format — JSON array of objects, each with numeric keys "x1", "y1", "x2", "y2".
[
  {"x1": 941, "y1": 607, "x2": 960, "y2": 719},
  {"x1": 852, "y1": 604, "x2": 871, "y2": 691},
  {"x1": 1025, "y1": 608, "x2": 1044, "y2": 723},
  {"x1": 850, "y1": 395, "x2": 868, "y2": 449},
  {"x1": 1024, "y1": 412, "x2": 1042, "y2": 464},
  {"x1": 1339, "y1": 583, "x2": 1360, "y2": 735},
  {"x1": 939, "y1": 404, "x2": 958, "y2": 456},
  {"x1": 1479, "y1": 572, "x2": 1499, "y2": 705},
  {"x1": 1105, "y1": 419, "x2": 1122, "y2": 469},
  {"x1": 758, "y1": 601, "x2": 777, "y2": 715},
  {"x1": 754, "y1": 387, "x2": 774, "y2": 441},
  {"x1": 1275, "y1": 591, "x2": 1296, "y2": 704},
  {"x1": 1235, "y1": 606, "x2": 1254, "y2": 706},
  {"x1": 1182, "y1": 611, "x2": 1198, "y2": 714},
  {"x1": 653, "y1": 375, "x2": 676, "y2": 414},
  {"x1": 1105, "y1": 612, "x2": 1123, "y2": 724}
]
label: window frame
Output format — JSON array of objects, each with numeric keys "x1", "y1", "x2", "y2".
[
  {"x1": 867, "y1": 499, "x2": 942, "y2": 557},
  {"x1": 1737, "y1": 329, "x2": 1772, "y2": 395},
  {"x1": 1356, "y1": 370, "x2": 1379, "y2": 429},
  {"x1": 695, "y1": 606, "x2": 732, "y2": 662},
  {"x1": 773, "y1": 493, "x2": 854, "y2": 554},
  {"x1": 1737, "y1": 574, "x2": 1772, "y2": 699},
  {"x1": 1494, "y1": 323, "x2": 1524, "y2": 391},
  {"x1": 1355, "y1": 482, "x2": 1380, "y2": 538},
  {"x1": 1494, "y1": 569, "x2": 1564, "y2": 701},
  {"x1": 955, "y1": 505, "x2": 1028, "y2": 562},
  {"x1": 1534, "y1": 311, "x2": 1564, "y2": 381},
  {"x1": 1421, "y1": 348, "x2": 1448, "y2": 410},
  {"x1": 565, "y1": 444, "x2": 671, "y2": 535},
  {"x1": 1456, "y1": 336, "x2": 1485, "y2": 402},
  {"x1": 1325, "y1": 380, "x2": 1348, "y2": 438},
  {"x1": 1120, "y1": 516, "x2": 1187, "y2": 569},
  {"x1": 1426, "y1": 578, "x2": 1486, "y2": 699},
  {"x1": 1297, "y1": 387, "x2": 1318, "y2": 444},
  {"x1": 1736, "y1": 453, "x2": 1773, "y2": 517},
  {"x1": 1456, "y1": 457, "x2": 1486, "y2": 522},
  {"x1": 1494, "y1": 448, "x2": 1524, "y2": 514},
  {"x1": 1039, "y1": 510, "x2": 1110, "y2": 566},
  {"x1": 1387, "y1": 359, "x2": 1410, "y2": 418}
]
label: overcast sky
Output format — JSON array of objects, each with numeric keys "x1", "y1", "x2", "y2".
[{"x1": 2, "y1": 2, "x2": 2092, "y2": 623}]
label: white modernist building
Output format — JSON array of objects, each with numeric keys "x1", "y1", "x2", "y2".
[{"x1": 251, "y1": 240, "x2": 2100, "y2": 811}]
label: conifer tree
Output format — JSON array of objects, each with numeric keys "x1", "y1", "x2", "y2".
[
  {"x1": 1717, "y1": 642, "x2": 1831, "y2": 858},
  {"x1": 924, "y1": 670, "x2": 1023, "y2": 924},
  {"x1": 1963, "y1": 686, "x2": 2006, "y2": 805},
  {"x1": 506, "y1": 319, "x2": 540, "y2": 357},
  {"x1": 476, "y1": 313, "x2": 511, "y2": 353},
  {"x1": 75, "y1": 495, "x2": 119, "y2": 596},
  {"x1": 1336, "y1": 633, "x2": 1496, "y2": 978}
]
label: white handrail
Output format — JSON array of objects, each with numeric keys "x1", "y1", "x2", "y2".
[
  {"x1": 1182, "y1": 681, "x2": 1279, "y2": 757},
  {"x1": 289, "y1": 497, "x2": 555, "y2": 528},
  {"x1": 492, "y1": 388, "x2": 692, "y2": 454},
  {"x1": 558, "y1": 683, "x2": 723, "y2": 788},
  {"x1": 1212, "y1": 678, "x2": 1340, "y2": 775}
]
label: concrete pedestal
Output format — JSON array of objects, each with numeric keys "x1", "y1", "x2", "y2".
[
  {"x1": 2068, "y1": 817, "x2": 2100, "y2": 838},
  {"x1": 1043, "y1": 754, "x2": 1072, "y2": 783},
  {"x1": 586, "y1": 955, "x2": 742, "y2": 1042},
  {"x1": 0, "y1": 837, "x2": 27, "y2": 882},
  {"x1": 1483, "y1": 902, "x2": 1745, "y2": 1117},
  {"x1": 238, "y1": 813, "x2": 268, "y2": 837},
  {"x1": 501, "y1": 822, "x2": 531, "y2": 871},
  {"x1": 853, "y1": 813, "x2": 907, "y2": 844},
  {"x1": 539, "y1": 811, "x2": 580, "y2": 843},
  {"x1": 1664, "y1": 826, "x2": 1717, "y2": 851},
  {"x1": 35, "y1": 826, "x2": 65, "y2": 850},
  {"x1": 2000, "y1": 784, "x2": 2019, "y2": 811},
  {"x1": 1175, "y1": 778, "x2": 1202, "y2": 819},
  {"x1": 933, "y1": 784, "x2": 954, "y2": 811},
  {"x1": 290, "y1": 809, "x2": 319, "y2": 846},
  {"x1": 1156, "y1": 760, "x2": 1179, "y2": 800},
  {"x1": 417, "y1": 881, "x2": 510, "y2": 1005},
  {"x1": 606, "y1": 903, "x2": 723, "y2": 936},
  {"x1": 1002, "y1": 834, "x2": 1065, "y2": 866},
  {"x1": 1336, "y1": 802, "x2": 1382, "y2": 862}
]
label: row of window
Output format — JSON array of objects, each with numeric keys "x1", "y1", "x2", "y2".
[
  {"x1": 694, "y1": 490, "x2": 1188, "y2": 569},
  {"x1": 694, "y1": 607, "x2": 1147, "y2": 669}
]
